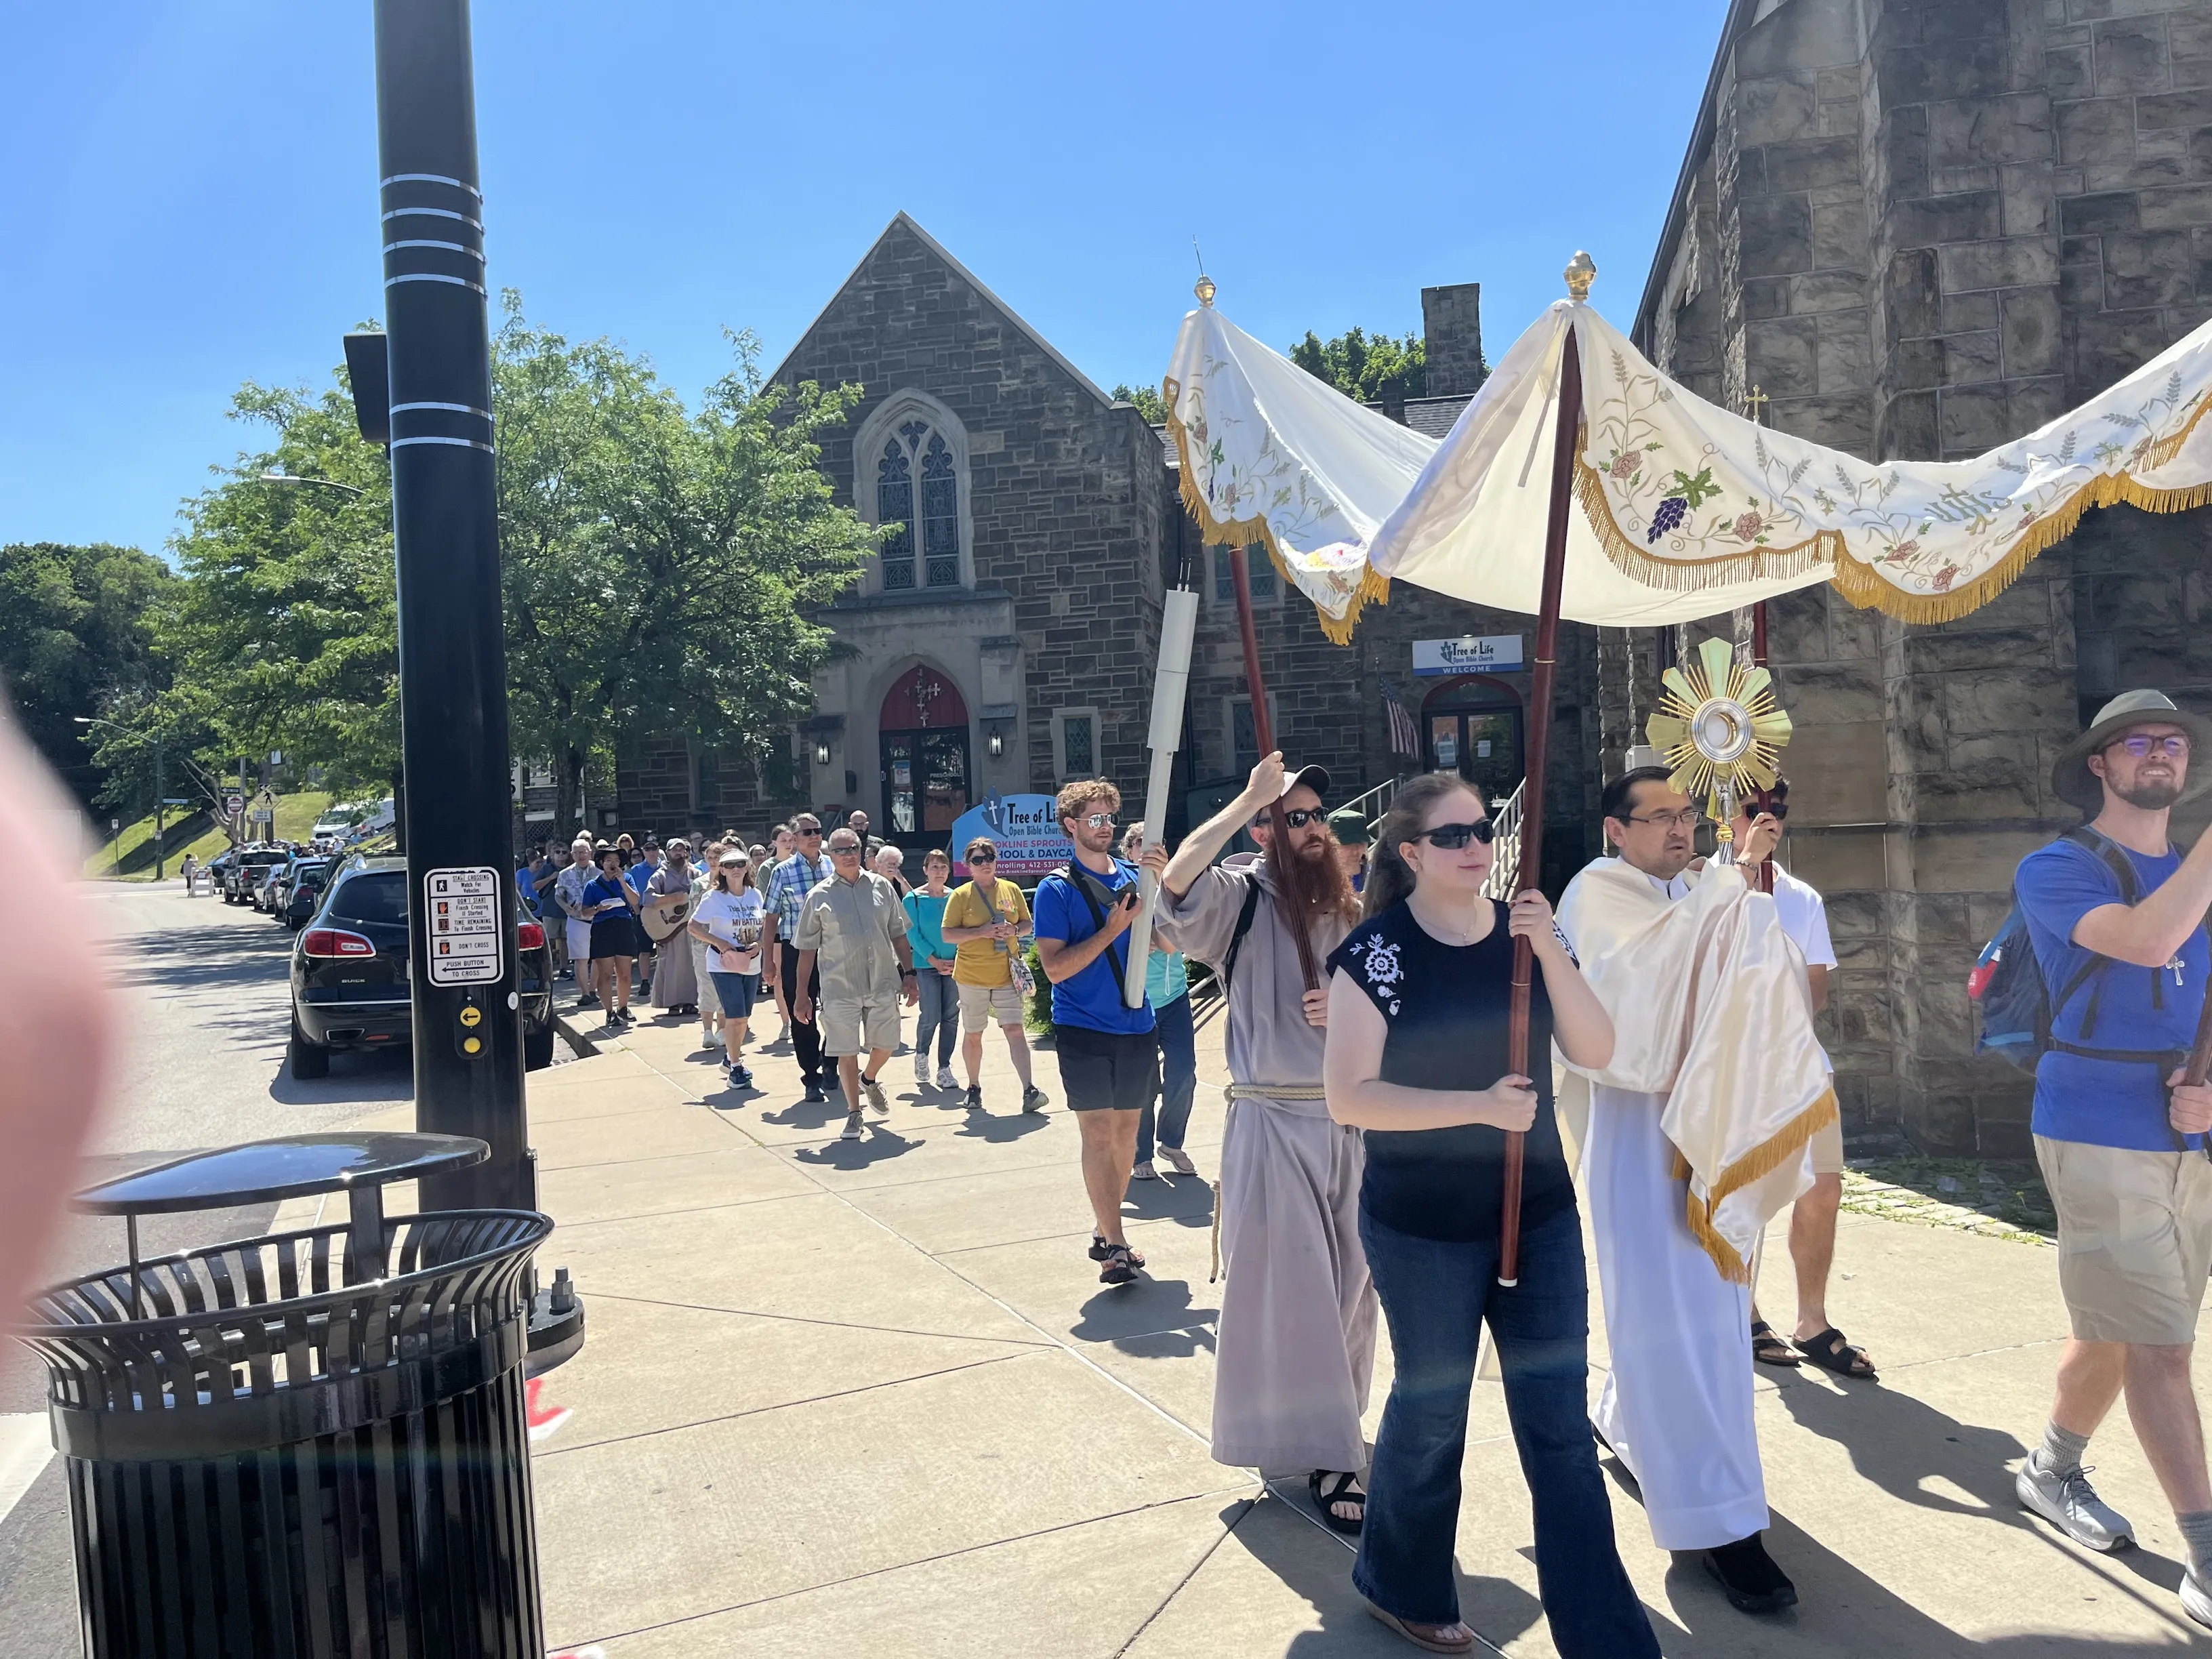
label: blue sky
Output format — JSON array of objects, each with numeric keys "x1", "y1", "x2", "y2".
[{"x1": 3, "y1": 1, "x2": 1727, "y2": 559}]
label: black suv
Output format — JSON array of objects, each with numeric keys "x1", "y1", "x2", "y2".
[{"x1": 289, "y1": 856, "x2": 557, "y2": 1077}]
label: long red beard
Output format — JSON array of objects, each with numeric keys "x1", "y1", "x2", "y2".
[{"x1": 1273, "y1": 832, "x2": 1360, "y2": 928}]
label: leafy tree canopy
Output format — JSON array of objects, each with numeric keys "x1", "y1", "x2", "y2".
[
  {"x1": 1288, "y1": 326, "x2": 1429, "y2": 404},
  {"x1": 0, "y1": 541, "x2": 173, "y2": 809},
  {"x1": 1111, "y1": 383, "x2": 1168, "y2": 424}
]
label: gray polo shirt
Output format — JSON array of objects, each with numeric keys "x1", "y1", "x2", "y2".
[{"x1": 794, "y1": 870, "x2": 909, "y2": 1002}]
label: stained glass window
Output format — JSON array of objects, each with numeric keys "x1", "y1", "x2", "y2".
[
  {"x1": 1063, "y1": 715, "x2": 1094, "y2": 776},
  {"x1": 876, "y1": 441, "x2": 914, "y2": 590},
  {"x1": 1212, "y1": 545, "x2": 1275, "y2": 602},
  {"x1": 921, "y1": 434, "x2": 960, "y2": 587}
]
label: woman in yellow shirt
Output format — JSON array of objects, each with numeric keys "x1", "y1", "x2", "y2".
[{"x1": 940, "y1": 836, "x2": 1050, "y2": 1115}]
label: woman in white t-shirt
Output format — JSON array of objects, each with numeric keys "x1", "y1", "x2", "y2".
[{"x1": 689, "y1": 850, "x2": 766, "y2": 1090}]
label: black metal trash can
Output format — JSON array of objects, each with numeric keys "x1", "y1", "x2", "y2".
[{"x1": 20, "y1": 1207, "x2": 552, "y2": 1658}]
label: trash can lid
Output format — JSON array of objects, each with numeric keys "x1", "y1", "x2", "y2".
[{"x1": 73, "y1": 1132, "x2": 490, "y2": 1216}]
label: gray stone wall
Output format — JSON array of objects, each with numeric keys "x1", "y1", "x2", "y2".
[
  {"x1": 1422, "y1": 284, "x2": 1488, "y2": 397},
  {"x1": 1631, "y1": 0, "x2": 2212, "y2": 1152}
]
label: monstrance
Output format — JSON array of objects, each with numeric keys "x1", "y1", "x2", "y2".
[{"x1": 1645, "y1": 636, "x2": 1793, "y2": 855}]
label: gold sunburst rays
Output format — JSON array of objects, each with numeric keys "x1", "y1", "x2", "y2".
[{"x1": 1644, "y1": 635, "x2": 1794, "y2": 836}]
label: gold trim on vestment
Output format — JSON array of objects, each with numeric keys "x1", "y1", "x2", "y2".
[{"x1": 1666, "y1": 1086, "x2": 1839, "y2": 1282}]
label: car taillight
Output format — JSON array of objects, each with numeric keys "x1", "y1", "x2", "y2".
[
  {"x1": 302, "y1": 928, "x2": 377, "y2": 958},
  {"x1": 516, "y1": 920, "x2": 545, "y2": 951}
]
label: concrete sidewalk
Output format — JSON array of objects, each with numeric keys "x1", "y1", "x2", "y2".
[{"x1": 328, "y1": 991, "x2": 2209, "y2": 1656}]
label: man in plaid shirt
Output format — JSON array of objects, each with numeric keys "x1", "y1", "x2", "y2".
[{"x1": 764, "y1": 813, "x2": 834, "y2": 1103}]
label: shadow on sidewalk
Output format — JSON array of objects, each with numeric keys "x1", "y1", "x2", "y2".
[
  {"x1": 1071, "y1": 1275, "x2": 1218, "y2": 1347},
  {"x1": 795, "y1": 1127, "x2": 920, "y2": 1169},
  {"x1": 951, "y1": 1107, "x2": 1051, "y2": 1143}
]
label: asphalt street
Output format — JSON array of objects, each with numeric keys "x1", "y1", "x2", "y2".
[{"x1": 1, "y1": 880, "x2": 415, "y2": 1656}]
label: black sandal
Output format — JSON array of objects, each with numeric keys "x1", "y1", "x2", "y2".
[
  {"x1": 1793, "y1": 1326, "x2": 1877, "y2": 1380},
  {"x1": 1310, "y1": 1469, "x2": 1365, "y2": 1535},
  {"x1": 1099, "y1": 1244, "x2": 1140, "y2": 1286},
  {"x1": 1089, "y1": 1234, "x2": 1144, "y2": 1267},
  {"x1": 1751, "y1": 1320, "x2": 1801, "y2": 1368}
]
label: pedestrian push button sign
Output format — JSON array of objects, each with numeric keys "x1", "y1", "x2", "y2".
[{"x1": 425, "y1": 867, "x2": 502, "y2": 986}]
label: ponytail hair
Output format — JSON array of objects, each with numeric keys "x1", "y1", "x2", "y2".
[{"x1": 1363, "y1": 773, "x2": 1492, "y2": 920}]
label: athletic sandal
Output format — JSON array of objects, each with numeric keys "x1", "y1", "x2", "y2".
[
  {"x1": 1364, "y1": 1601, "x2": 1474, "y2": 1656},
  {"x1": 1309, "y1": 1469, "x2": 1366, "y2": 1536},
  {"x1": 1099, "y1": 1244, "x2": 1141, "y2": 1286},
  {"x1": 1793, "y1": 1326, "x2": 1877, "y2": 1380},
  {"x1": 1751, "y1": 1320, "x2": 1801, "y2": 1368},
  {"x1": 1088, "y1": 1235, "x2": 1144, "y2": 1266}
]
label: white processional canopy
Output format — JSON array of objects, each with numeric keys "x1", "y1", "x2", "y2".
[{"x1": 1164, "y1": 286, "x2": 2212, "y2": 639}]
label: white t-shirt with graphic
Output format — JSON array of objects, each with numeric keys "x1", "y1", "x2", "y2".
[{"x1": 694, "y1": 888, "x2": 766, "y2": 974}]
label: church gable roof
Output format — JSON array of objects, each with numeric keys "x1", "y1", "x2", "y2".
[{"x1": 771, "y1": 211, "x2": 1116, "y2": 409}]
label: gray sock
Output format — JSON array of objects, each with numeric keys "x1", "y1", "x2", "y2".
[
  {"x1": 2177, "y1": 1510, "x2": 2212, "y2": 1580},
  {"x1": 2035, "y1": 1420, "x2": 2091, "y2": 1479}
]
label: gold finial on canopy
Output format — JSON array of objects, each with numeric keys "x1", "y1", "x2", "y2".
[
  {"x1": 1195, "y1": 274, "x2": 1216, "y2": 307},
  {"x1": 1564, "y1": 251, "x2": 1597, "y2": 301}
]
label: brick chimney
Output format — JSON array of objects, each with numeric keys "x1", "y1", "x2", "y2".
[{"x1": 1421, "y1": 283, "x2": 1486, "y2": 398}]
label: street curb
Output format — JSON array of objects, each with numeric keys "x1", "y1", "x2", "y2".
[{"x1": 553, "y1": 1012, "x2": 600, "y2": 1060}]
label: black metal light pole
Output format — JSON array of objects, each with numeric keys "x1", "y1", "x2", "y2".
[{"x1": 375, "y1": 0, "x2": 532, "y2": 1214}]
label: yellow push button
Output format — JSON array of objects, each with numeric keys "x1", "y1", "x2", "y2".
[
  {"x1": 459, "y1": 1006, "x2": 483, "y2": 1028},
  {"x1": 463, "y1": 1036, "x2": 483, "y2": 1054}
]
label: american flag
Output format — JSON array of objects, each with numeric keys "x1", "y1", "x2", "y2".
[{"x1": 1379, "y1": 677, "x2": 1420, "y2": 760}]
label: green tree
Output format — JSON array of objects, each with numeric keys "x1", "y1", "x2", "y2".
[
  {"x1": 1111, "y1": 382, "x2": 1168, "y2": 423},
  {"x1": 152, "y1": 375, "x2": 401, "y2": 813},
  {"x1": 1288, "y1": 326, "x2": 1429, "y2": 404},
  {"x1": 0, "y1": 541, "x2": 173, "y2": 809},
  {"x1": 493, "y1": 298, "x2": 877, "y2": 832}
]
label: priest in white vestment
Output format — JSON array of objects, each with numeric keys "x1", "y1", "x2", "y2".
[{"x1": 1554, "y1": 766, "x2": 1836, "y2": 1616}]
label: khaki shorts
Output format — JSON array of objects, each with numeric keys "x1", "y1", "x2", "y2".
[
  {"x1": 1809, "y1": 1113, "x2": 1844, "y2": 1176},
  {"x1": 958, "y1": 980, "x2": 1025, "y2": 1031},
  {"x1": 2035, "y1": 1134, "x2": 2212, "y2": 1345},
  {"x1": 821, "y1": 997, "x2": 900, "y2": 1058}
]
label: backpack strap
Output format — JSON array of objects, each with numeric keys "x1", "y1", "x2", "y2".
[
  {"x1": 2047, "y1": 825, "x2": 2162, "y2": 1042},
  {"x1": 1059, "y1": 862, "x2": 1134, "y2": 991},
  {"x1": 1218, "y1": 878, "x2": 1265, "y2": 1001}
]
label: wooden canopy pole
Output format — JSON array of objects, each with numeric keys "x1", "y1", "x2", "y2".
[
  {"x1": 1229, "y1": 544, "x2": 1322, "y2": 994},
  {"x1": 1500, "y1": 295, "x2": 1587, "y2": 1288}
]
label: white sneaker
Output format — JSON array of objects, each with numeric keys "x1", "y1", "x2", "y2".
[
  {"x1": 2017, "y1": 1455, "x2": 2133, "y2": 1551},
  {"x1": 703, "y1": 1030, "x2": 722, "y2": 1049},
  {"x1": 914, "y1": 1051, "x2": 930, "y2": 1086},
  {"x1": 2184, "y1": 1569, "x2": 2212, "y2": 1631},
  {"x1": 935, "y1": 1065, "x2": 958, "y2": 1090},
  {"x1": 840, "y1": 1109, "x2": 865, "y2": 1141}
]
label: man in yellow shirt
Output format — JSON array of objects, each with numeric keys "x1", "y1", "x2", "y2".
[{"x1": 941, "y1": 836, "x2": 1050, "y2": 1115}]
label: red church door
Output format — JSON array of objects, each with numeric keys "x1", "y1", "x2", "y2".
[{"x1": 878, "y1": 665, "x2": 971, "y2": 842}]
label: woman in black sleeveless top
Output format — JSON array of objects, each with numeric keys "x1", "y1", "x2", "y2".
[{"x1": 1322, "y1": 774, "x2": 1657, "y2": 1658}]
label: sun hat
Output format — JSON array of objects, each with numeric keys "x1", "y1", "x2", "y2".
[
  {"x1": 2051, "y1": 689, "x2": 2212, "y2": 812},
  {"x1": 717, "y1": 850, "x2": 746, "y2": 866}
]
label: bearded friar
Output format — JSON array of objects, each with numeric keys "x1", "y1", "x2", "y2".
[{"x1": 1160, "y1": 753, "x2": 1375, "y2": 1535}]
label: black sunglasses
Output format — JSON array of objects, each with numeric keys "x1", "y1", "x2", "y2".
[
  {"x1": 1414, "y1": 820, "x2": 1497, "y2": 850},
  {"x1": 1748, "y1": 802, "x2": 1790, "y2": 821},
  {"x1": 798, "y1": 827, "x2": 823, "y2": 837}
]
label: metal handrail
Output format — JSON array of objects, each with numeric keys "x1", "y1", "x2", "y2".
[{"x1": 1481, "y1": 779, "x2": 1525, "y2": 897}]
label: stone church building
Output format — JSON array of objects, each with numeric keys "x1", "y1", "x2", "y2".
[
  {"x1": 1619, "y1": 0, "x2": 2212, "y2": 1153},
  {"x1": 617, "y1": 213, "x2": 1606, "y2": 893}
]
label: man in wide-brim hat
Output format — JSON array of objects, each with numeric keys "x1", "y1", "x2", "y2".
[{"x1": 2015, "y1": 688, "x2": 2212, "y2": 1632}]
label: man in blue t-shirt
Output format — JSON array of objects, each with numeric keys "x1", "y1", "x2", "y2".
[
  {"x1": 2011, "y1": 689, "x2": 2212, "y2": 1630},
  {"x1": 1033, "y1": 778, "x2": 1168, "y2": 1287}
]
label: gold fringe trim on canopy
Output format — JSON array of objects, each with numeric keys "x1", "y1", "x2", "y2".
[
  {"x1": 1163, "y1": 378, "x2": 1389, "y2": 647},
  {"x1": 1665, "y1": 1086, "x2": 1839, "y2": 1283},
  {"x1": 1574, "y1": 423, "x2": 2212, "y2": 626}
]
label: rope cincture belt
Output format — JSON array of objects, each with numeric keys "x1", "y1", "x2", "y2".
[{"x1": 1212, "y1": 1082, "x2": 1330, "y2": 1282}]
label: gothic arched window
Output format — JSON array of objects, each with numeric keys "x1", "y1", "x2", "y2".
[
  {"x1": 920, "y1": 434, "x2": 960, "y2": 588},
  {"x1": 867, "y1": 407, "x2": 964, "y2": 592},
  {"x1": 876, "y1": 441, "x2": 916, "y2": 590}
]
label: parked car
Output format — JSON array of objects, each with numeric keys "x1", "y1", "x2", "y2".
[
  {"x1": 278, "y1": 857, "x2": 333, "y2": 929},
  {"x1": 253, "y1": 859, "x2": 291, "y2": 913},
  {"x1": 203, "y1": 849, "x2": 238, "y2": 895},
  {"x1": 288, "y1": 857, "x2": 557, "y2": 1078},
  {"x1": 222, "y1": 845, "x2": 290, "y2": 905}
]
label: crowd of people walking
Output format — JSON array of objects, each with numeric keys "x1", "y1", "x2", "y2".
[{"x1": 510, "y1": 687, "x2": 2212, "y2": 1652}]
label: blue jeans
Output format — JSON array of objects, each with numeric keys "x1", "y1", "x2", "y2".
[
  {"x1": 914, "y1": 968, "x2": 958, "y2": 1067},
  {"x1": 1354, "y1": 1206, "x2": 1658, "y2": 1658},
  {"x1": 1136, "y1": 991, "x2": 1195, "y2": 1163}
]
